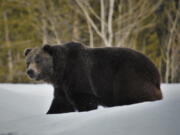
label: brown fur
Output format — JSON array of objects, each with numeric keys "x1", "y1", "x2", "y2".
[{"x1": 24, "y1": 42, "x2": 163, "y2": 114}]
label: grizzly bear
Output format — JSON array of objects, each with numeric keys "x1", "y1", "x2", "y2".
[{"x1": 24, "y1": 42, "x2": 163, "y2": 114}]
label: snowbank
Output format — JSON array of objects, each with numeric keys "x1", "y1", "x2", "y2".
[{"x1": 0, "y1": 84, "x2": 179, "y2": 135}]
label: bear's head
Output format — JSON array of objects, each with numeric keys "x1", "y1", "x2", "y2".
[{"x1": 24, "y1": 45, "x2": 54, "y2": 82}]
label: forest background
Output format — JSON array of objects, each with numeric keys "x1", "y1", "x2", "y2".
[{"x1": 0, "y1": 0, "x2": 179, "y2": 83}]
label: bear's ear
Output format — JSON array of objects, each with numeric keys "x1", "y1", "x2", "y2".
[
  {"x1": 24, "y1": 48, "x2": 32, "y2": 56},
  {"x1": 43, "y1": 44, "x2": 54, "y2": 55}
]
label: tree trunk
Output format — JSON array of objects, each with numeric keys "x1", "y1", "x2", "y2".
[
  {"x1": 107, "y1": 0, "x2": 115, "y2": 46},
  {"x1": 87, "y1": 20, "x2": 94, "y2": 47},
  {"x1": 72, "y1": 12, "x2": 81, "y2": 42},
  {"x1": 165, "y1": 44, "x2": 171, "y2": 83},
  {"x1": 3, "y1": 11, "x2": 13, "y2": 82},
  {"x1": 100, "y1": 0, "x2": 106, "y2": 41},
  {"x1": 42, "y1": 18, "x2": 48, "y2": 44},
  {"x1": 165, "y1": 7, "x2": 179, "y2": 83},
  {"x1": 50, "y1": 19, "x2": 61, "y2": 44}
]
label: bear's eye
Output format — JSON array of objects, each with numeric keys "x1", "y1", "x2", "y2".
[{"x1": 35, "y1": 59, "x2": 41, "y2": 63}]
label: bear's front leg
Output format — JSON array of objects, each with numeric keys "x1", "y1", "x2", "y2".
[
  {"x1": 72, "y1": 93, "x2": 98, "y2": 112},
  {"x1": 47, "y1": 98, "x2": 75, "y2": 114}
]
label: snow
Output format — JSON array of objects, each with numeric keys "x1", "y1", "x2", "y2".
[{"x1": 0, "y1": 84, "x2": 180, "y2": 135}]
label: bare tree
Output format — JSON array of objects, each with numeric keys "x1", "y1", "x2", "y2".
[
  {"x1": 108, "y1": 0, "x2": 115, "y2": 46},
  {"x1": 164, "y1": 2, "x2": 180, "y2": 83},
  {"x1": 3, "y1": 11, "x2": 13, "y2": 81},
  {"x1": 87, "y1": 20, "x2": 94, "y2": 47},
  {"x1": 42, "y1": 18, "x2": 49, "y2": 44},
  {"x1": 40, "y1": 0, "x2": 62, "y2": 44},
  {"x1": 75, "y1": 0, "x2": 115, "y2": 47},
  {"x1": 75, "y1": 0, "x2": 162, "y2": 47},
  {"x1": 115, "y1": 0, "x2": 162, "y2": 47}
]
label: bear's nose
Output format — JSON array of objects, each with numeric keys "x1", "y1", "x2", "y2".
[{"x1": 27, "y1": 69, "x2": 34, "y2": 77}]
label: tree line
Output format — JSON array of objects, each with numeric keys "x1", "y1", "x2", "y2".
[{"x1": 0, "y1": 0, "x2": 179, "y2": 83}]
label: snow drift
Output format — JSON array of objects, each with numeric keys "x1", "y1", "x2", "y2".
[{"x1": 0, "y1": 84, "x2": 179, "y2": 135}]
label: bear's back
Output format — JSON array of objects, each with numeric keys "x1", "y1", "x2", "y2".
[{"x1": 88, "y1": 47, "x2": 160, "y2": 89}]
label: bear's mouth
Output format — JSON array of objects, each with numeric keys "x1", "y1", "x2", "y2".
[
  {"x1": 27, "y1": 72, "x2": 41, "y2": 81},
  {"x1": 34, "y1": 74, "x2": 44, "y2": 81},
  {"x1": 27, "y1": 74, "x2": 36, "y2": 80}
]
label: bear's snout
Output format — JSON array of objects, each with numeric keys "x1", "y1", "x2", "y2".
[{"x1": 27, "y1": 69, "x2": 35, "y2": 78}]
